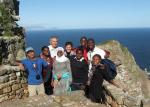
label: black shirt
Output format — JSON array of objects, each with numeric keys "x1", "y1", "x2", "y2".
[
  {"x1": 86, "y1": 65, "x2": 113, "y2": 103},
  {"x1": 70, "y1": 57, "x2": 89, "y2": 84}
]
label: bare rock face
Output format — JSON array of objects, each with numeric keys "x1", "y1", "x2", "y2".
[
  {"x1": 0, "y1": 91, "x2": 106, "y2": 107},
  {"x1": 0, "y1": 40, "x2": 149, "y2": 107},
  {"x1": 0, "y1": 36, "x2": 26, "y2": 65},
  {"x1": 97, "y1": 40, "x2": 150, "y2": 106},
  {"x1": 0, "y1": 0, "x2": 149, "y2": 106},
  {"x1": 0, "y1": 0, "x2": 25, "y2": 65}
]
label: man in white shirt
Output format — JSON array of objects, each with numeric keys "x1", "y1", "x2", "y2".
[
  {"x1": 48, "y1": 36, "x2": 59, "y2": 58},
  {"x1": 87, "y1": 38, "x2": 106, "y2": 72}
]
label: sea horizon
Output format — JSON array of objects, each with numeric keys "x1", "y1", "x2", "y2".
[{"x1": 25, "y1": 27, "x2": 150, "y2": 32}]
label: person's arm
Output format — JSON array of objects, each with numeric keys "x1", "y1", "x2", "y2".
[
  {"x1": 52, "y1": 61, "x2": 58, "y2": 87},
  {"x1": 41, "y1": 58, "x2": 48, "y2": 68},
  {"x1": 66, "y1": 59, "x2": 71, "y2": 72},
  {"x1": 109, "y1": 79, "x2": 120, "y2": 88},
  {"x1": 66, "y1": 59, "x2": 72, "y2": 82},
  {"x1": 83, "y1": 60, "x2": 89, "y2": 72},
  {"x1": 15, "y1": 61, "x2": 25, "y2": 71},
  {"x1": 109, "y1": 80, "x2": 126, "y2": 92},
  {"x1": 102, "y1": 66, "x2": 126, "y2": 92}
]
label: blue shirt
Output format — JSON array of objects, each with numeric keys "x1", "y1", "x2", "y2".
[{"x1": 22, "y1": 58, "x2": 48, "y2": 85}]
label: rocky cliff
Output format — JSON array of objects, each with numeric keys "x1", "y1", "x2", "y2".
[
  {"x1": 1, "y1": 40, "x2": 150, "y2": 107},
  {"x1": 0, "y1": 0, "x2": 150, "y2": 107},
  {"x1": 0, "y1": 0, "x2": 25, "y2": 64}
]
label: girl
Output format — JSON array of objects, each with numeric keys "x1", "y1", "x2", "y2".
[
  {"x1": 85, "y1": 54, "x2": 123, "y2": 104},
  {"x1": 40, "y1": 46, "x2": 53, "y2": 95},
  {"x1": 52, "y1": 47, "x2": 72, "y2": 95}
]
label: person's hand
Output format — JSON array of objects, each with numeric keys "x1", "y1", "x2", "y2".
[
  {"x1": 54, "y1": 80, "x2": 58, "y2": 88},
  {"x1": 57, "y1": 74, "x2": 61, "y2": 80},
  {"x1": 122, "y1": 87, "x2": 128, "y2": 93},
  {"x1": 99, "y1": 64, "x2": 105, "y2": 69},
  {"x1": 51, "y1": 80, "x2": 54, "y2": 87},
  {"x1": 87, "y1": 81, "x2": 90, "y2": 86},
  {"x1": 80, "y1": 85, "x2": 86, "y2": 90},
  {"x1": 53, "y1": 56, "x2": 56, "y2": 61},
  {"x1": 19, "y1": 63, "x2": 25, "y2": 71},
  {"x1": 24, "y1": 86, "x2": 29, "y2": 94}
]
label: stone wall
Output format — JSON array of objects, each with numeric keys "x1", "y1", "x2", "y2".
[
  {"x1": 0, "y1": 65, "x2": 27, "y2": 102},
  {"x1": 0, "y1": 0, "x2": 27, "y2": 103},
  {"x1": 0, "y1": 36, "x2": 26, "y2": 65}
]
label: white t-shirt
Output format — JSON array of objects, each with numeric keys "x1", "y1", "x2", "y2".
[
  {"x1": 48, "y1": 45, "x2": 58, "y2": 58},
  {"x1": 87, "y1": 46, "x2": 105, "y2": 61},
  {"x1": 87, "y1": 46, "x2": 106, "y2": 72}
]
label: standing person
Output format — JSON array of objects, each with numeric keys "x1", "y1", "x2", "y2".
[
  {"x1": 85, "y1": 54, "x2": 123, "y2": 104},
  {"x1": 87, "y1": 38, "x2": 106, "y2": 72},
  {"x1": 64, "y1": 41, "x2": 76, "y2": 59},
  {"x1": 16, "y1": 47, "x2": 48, "y2": 97},
  {"x1": 40, "y1": 46, "x2": 53, "y2": 95},
  {"x1": 78, "y1": 36, "x2": 88, "y2": 62},
  {"x1": 52, "y1": 47, "x2": 72, "y2": 95},
  {"x1": 70, "y1": 48, "x2": 89, "y2": 91},
  {"x1": 48, "y1": 36, "x2": 59, "y2": 58}
]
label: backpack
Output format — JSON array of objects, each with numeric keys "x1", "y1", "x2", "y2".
[{"x1": 101, "y1": 59, "x2": 117, "y2": 79}]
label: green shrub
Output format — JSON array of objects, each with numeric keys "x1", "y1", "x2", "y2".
[{"x1": 0, "y1": 3, "x2": 13, "y2": 37}]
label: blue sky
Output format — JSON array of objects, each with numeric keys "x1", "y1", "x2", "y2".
[{"x1": 18, "y1": 0, "x2": 150, "y2": 30}]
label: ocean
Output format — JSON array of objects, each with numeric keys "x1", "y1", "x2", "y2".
[{"x1": 25, "y1": 28, "x2": 150, "y2": 71}]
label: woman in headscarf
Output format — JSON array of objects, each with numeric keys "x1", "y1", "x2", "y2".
[{"x1": 52, "y1": 47, "x2": 72, "y2": 95}]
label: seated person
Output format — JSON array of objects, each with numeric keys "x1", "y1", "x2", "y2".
[{"x1": 70, "y1": 48, "x2": 89, "y2": 91}]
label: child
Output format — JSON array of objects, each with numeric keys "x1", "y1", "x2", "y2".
[
  {"x1": 52, "y1": 47, "x2": 72, "y2": 95},
  {"x1": 85, "y1": 54, "x2": 123, "y2": 104},
  {"x1": 70, "y1": 48, "x2": 89, "y2": 91}
]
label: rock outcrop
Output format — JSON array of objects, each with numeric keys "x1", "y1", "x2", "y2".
[
  {"x1": 0, "y1": 0, "x2": 150, "y2": 107},
  {"x1": 1, "y1": 40, "x2": 149, "y2": 107},
  {"x1": 0, "y1": 0, "x2": 25, "y2": 65},
  {"x1": 98, "y1": 40, "x2": 150, "y2": 99}
]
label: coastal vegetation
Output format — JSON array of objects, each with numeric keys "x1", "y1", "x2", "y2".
[{"x1": 0, "y1": 3, "x2": 13, "y2": 37}]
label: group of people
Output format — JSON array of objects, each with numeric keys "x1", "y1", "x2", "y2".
[{"x1": 16, "y1": 36, "x2": 124, "y2": 104}]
